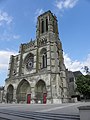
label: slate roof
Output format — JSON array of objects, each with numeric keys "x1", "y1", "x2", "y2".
[{"x1": 73, "y1": 71, "x2": 83, "y2": 78}]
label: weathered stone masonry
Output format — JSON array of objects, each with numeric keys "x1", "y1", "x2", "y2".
[{"x1": 4, "y1": 10, "x2": 69, "y2": 104}]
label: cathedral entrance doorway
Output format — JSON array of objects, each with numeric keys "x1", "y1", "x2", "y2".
[
  {"x1": 27, "y1": 94, "x2": 31, "y2": 104},
  {"x1": 16, "y1": 79, "x2": 31, "y2": 103},
  {"x1": 35, "y1": 80, "x2": 47, "y2": 104},
  {"x1": 7, "y1": 84, "x2": 14, "y2": 103}
]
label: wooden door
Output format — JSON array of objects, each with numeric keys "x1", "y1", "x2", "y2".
[
  {"x1": 27, "y1": 94, "x2": 31, "y2": 104},
  {"x1": 43, "y1": 93, "x2": 47, "y2": 104}
]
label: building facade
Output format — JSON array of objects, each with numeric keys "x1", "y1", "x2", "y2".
[
  {"x1": 0, "y1": 87, "x2": 4, "y2": 103},
  {"x1": 4, "y1": 11, "x2": 69, "y2": 104},
  {"x1": 66, "y1": 70, "x2": 82, "y2": 102}
]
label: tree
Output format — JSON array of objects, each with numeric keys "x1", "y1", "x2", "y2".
[
  {"x1": 76, "y1": 75, "x2": 90, "y2": 99},
  {"x1": 83, "y1": 66, "x2": 89, "y2": 74}
]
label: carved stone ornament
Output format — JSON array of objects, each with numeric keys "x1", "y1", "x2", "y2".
[{"x1": 26, "y1": 59, "x2": 33, "y2": 71}]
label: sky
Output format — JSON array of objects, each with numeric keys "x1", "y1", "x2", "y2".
[{"x1": 0, "y1": 0, "x2": 90, "y2": 86}]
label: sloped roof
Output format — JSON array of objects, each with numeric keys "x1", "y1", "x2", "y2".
[{"x1": 73, "y1": 71, "x2": 82, "y2": 78}]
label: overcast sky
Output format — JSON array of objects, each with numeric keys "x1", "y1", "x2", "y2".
[{"x1": 0, "y1": 0, "x2": 90, "y2": 86}]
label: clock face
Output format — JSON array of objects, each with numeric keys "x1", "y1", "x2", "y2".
[{"x1": 26, "y1": 59, "x2": 33, "y2": 71}]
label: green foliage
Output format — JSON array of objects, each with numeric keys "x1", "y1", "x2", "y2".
[
  {"x1": 84, "y1": 66, "x2": 89, "y2": 74},
  {"x1": 76, "y1": 75, "x2": 90, "y2": 98}
]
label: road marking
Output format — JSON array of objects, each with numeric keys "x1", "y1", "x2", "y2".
[{"x1": 37, "y1": 103, "x2": 81, "y2": 112}]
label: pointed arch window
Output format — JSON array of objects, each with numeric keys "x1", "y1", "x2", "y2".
[
  {"x1": 42, "y1": 52, "x2": 47, "y2": 68},
  {"x1": 41, "y1": 20, "x2": 44, "y2": 33},
  {"x1": 53, "y1": 21, "x2": 55, "y2": 33},
  {"x1": 40, "y1": 48, "x2": 47, "y2": 69},
  {"x1": 46, "y1": 17, "x2": 48, "y2": 32}
]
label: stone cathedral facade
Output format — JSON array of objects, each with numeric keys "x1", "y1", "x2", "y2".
[{"x1": 4, "y1": 11, "x2": 69, "y2": 104}]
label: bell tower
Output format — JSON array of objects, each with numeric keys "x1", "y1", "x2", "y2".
[
  {"x1": 36, "y1": 11, "x2": 65, "y2": 73},
  {"x1": 36, "y1": 10, "x2": 59, "y2": 38},
  {"x1": 36, "y1": 11, "x2": 68, "y2": 103}
]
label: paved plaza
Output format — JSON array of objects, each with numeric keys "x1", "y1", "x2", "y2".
[{"x1": 0, "y1": 102, "x2": 89, "y2": 120}]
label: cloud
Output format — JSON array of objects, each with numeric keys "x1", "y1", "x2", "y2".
[
  {"x1": 64, "y1": 53, "x2": 82, "y2": 71},
  {"x1": 55, "y1": 0, "x2": 79, "y2": 10},
  {"x1": 35, "y1": 9, "x2": 44, "y2": 17},
  {"x1": 0, "y1": 31, "x2": 20, "y2": 41},
  {"x1": 0, "y1": 50, "x2": 17, "y2": 70},
  {"x1": 12, "y1": 35, "x2": 20, "y2": 40},
  {"x1": 0, "y1": 50, "x2": 17, "y2": 86},
  {"x1": 34, "y1": 9, "x2": 44, "y2": 22},
  {"x1": 0, "y1": 10, "x2": 13, "y2": 26},
  {"x1": 64, "y1": 53, "x2": 90, "y2": 74},
  {"x1": 0, "y1": 10, "x2": 20, "y2": 41},
  {"x1": 83, "y1": 54, "x2": 90, "y2": 68}
]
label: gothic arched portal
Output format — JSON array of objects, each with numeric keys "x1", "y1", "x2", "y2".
[
  {"x1": 7, "y1": 84, "x2": 14, "y2": 103},
  {"x1": 16, "y1": 79, "x2": 31, "y2": 103},
  {"x1": 35, "y1": 80, "x2": 47, "y2": 103}
]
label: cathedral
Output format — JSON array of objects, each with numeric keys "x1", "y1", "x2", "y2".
[{"x1": 4, "y1": 10, "x2": 69, "y2": 104}]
